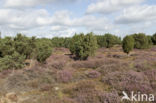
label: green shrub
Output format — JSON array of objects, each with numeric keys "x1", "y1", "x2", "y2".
[
  {"x1": 51, "y1": 37, "x2": 71, "y2": 48},
  {"x1": 122, "y1": 35, "x2": 134, "y2": 54},
  {"x1": 0, "y1": 37, "x2": 15, "y2": 57},
  {"x1": 147, "y1": 35, "x2": 153, "y2": 47},
  {"x1": 0, "y1": 52, "x2": 25, "y2": 71},
  {"x1": 105, "y1": 33, "x2": 117, "y2": 48},
  {"x1": 152, "y1": 33, "x2": 156, "y2": 45},
  {"x1": 132, "y1": 33, "x2": 149, "y2": 49},
  {"x1": 51, "y1": 37, "x2": 65, "y2": 47},
  {"x1": 70, "y1": 33, "x2": 97, "y2": 60},
  {"x1": 35, "y1": 39, "x2": 53, "y2": 63},
  {"x1": 14, "y1": 34, "x2": 36, "y2": 59},
  {"x1": 96, "y1": 33, "x2": 121, "y2": 48},
  {"x1": 0, "y1": 34, "x2": 53, "y2": 71},
  {"x1": 96, "y1": 35, "x2": 107, "y2": 48},
  {"x1": 64, "y1": 37, "x2": 72, "y2": 48}
]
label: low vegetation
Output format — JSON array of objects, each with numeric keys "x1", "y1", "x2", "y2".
[{"x1": 0, "y1": 32, "x2": 156, "y2": 103}]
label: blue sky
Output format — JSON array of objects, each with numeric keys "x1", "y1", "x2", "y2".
[{"x1": 0, "y1": 0, "x2": 155, "y2": 38}]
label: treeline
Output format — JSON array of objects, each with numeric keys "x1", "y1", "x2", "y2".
[
  {"x1": 0, "y1": 32, "x2": 156, "y2": 71},
  {"x1": 51, "y1": 33, "x2": 122, "y2": 49},
  {"x1": 122, "y1": 33, "x2": 155, "y2": 54},
  {"x1": 51, "y1": 33, "x2": 156, "y2": 56}
]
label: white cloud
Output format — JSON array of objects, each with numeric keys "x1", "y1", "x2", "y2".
[
  {"x1": 0, "y1": 0, "x2": 155, "y2": 37},
  {"x1": 86, "y1": 0, "x2": 145, "y2": 14},
  {"x1": 0, "y1": 9, "x2": 50, "y2": 30},
  {"x1": 115, "y1": 5, "x2": 156, "y2": 24},
  {"x1": 51, "y1": 10, "x2": 73, "y2": 26},
  {"x1": 53, "y1": 28, "x2": 76, "y2": 37},
  {"x1": 4, "y1": 0, "x2": 53, "y2": 7},
  {"x1": 4, "y1": 0, "x2": 80, "y2": 8},
  {"x1": 0, "y1": 7, "x2": 116, "y2": 37},
  {"x1": 72, "y1": 15, "x2": 114, "y2": 31},
  {"x1": 0, "y1": 8, "x2": 74, "y2": 36},
  {"x1": 51, "y1": 26, "x2": 68, "y2": 31},
  {"x1": 0, "y1": 9, "x2": 72, "y2": 31}
]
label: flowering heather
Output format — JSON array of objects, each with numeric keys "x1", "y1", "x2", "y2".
[
  {"x1": 102, "y1": 71, "x2": 153, "y2": 93},
  {"x1": 86, "y1": 70, "x2": 101, "y2": 78},
  {"x1": 57, "y1": 69, "x2": 73, "y2": 83},
  {"x1": 0, "y1": 46, "x2": 156, "y2": 103}
]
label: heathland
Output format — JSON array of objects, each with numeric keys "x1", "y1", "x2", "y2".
[{"x1": 0, "y1": 33, "x2": 156, "y2": 103}]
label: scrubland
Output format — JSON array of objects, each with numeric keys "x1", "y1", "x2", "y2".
[{"x1": 0, "y1": 46, "x2": 156, "y2": 103}]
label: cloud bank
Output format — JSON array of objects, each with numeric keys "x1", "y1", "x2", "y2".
[{"x1": 0, "y1": 0, "x2": 155, "y2": 37}]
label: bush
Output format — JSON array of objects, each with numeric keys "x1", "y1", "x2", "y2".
[
  {"x1": 132, "y1": 33, "x2": 150, "y2": 49},
  {"x1": 51, "y1": 37, "x2": 65, "y2": 47},
  {"x1": 0, "y1": 52, "x2": 25, "y2": 71},
  {"x1": 147, "y1": 35, "x2": 153, "y2": 46},
  {"x1": 0, "y1": 34, "x2": 54, "y2": 71},
  {"x1": 0, "y1": 37, "x2": 15, "y2": 57},
  {"x1": 14, "y1": 34, "x2": 36, "y2": 59},
  {"x1": 70, "y1": 33, "x2": 97, "y2": 60},
  {"x1": 96, "y1": 34, "x2": 121, "y2": 48},
  {"x1": 152, "y1": 33, "x2": 156, "y2": 45},
  {"x1": 96, "y1": 35, "x2": 107, "y2": 48},
  {"x1": 35, "y1": 39, "x2": 53, "y2": 63},
  {"x1": 122, "y1": 35, "x2": 134, "y2": 54},
  {"x1": 105, "y1": 33, "x2": 121, "y2": 48},
  {"x1": 51, "y1": 37, "x2": 71, "y2": 48}
]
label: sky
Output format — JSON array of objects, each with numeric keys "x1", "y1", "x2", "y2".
[{"x1": 0, "y1": 0, "x2": 155, "y2": 38}]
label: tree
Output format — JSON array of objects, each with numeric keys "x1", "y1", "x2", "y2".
[
  {"x1": 132, "y1": 33, "x2": 149, "y2": 49},
  {"x1": 152, "y1": 33, "x2": 156, "y2": 45},
  {"x1": 122, "y1": 35, "x2": 134, "y2": 55},
  {"x1": 70, "y1": 33, "x2": 97, "y2": 60}
]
